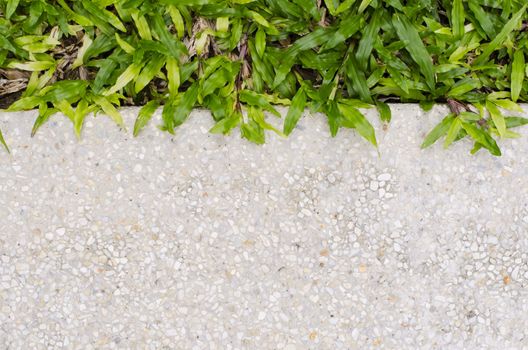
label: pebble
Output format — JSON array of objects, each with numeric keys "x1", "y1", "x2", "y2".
[{"x1": 378, "y1": 173, "x2": 391, "y2": 181}]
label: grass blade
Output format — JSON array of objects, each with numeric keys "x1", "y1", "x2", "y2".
[
  {"x1": 134, "y1": 100, "x2": 160, "y2": 136},
  {"x1": 486, "y1": 100, "x2": 506, "y2": 137},
  {"x1": 461, "y1": 122, "x2": 501, "y2": 156},
  {"x1": 356, "y1": 10, "x2": 381, "y2": 71},
  {"x1": 505, "y1": 117, "x2": 528, "y2": 129},
  {"x1": 346, "y1": 54, "x2": 373, "y2": 103},
  {"x1": 0, "y1": 128, "x2": 10, "y2": 153},
  {"x1": 239, "y1": 90, "x2": 280, "y2": 117},
  {"x1": 375, "y1": 101, "x2": 392, "y2": 123},
  {"x1": 444, "y1": 117, "x2": 462, "y2": 148},
  {"x1": 421, "y1": 115, "x2": 455, "y2": 149},
  {"x1": 392, "y1": 13, "x2": 435, "y2": 91},
  {"x1": 283, "y1": 87, "x2": 306, "y2": 135},
  {"x1": 6, "y1": 0, "x2": 20, "y2": 19},
  {"x1": 473, "y1": 5, "x2": 527, "y2": 65},
  {"x1": 451, "y1": 0, "x2": 465, "y2": 38},
  {"x1": 82, "y1": 1, "x2": 126, "y2": 32},
  {"x1": 173, "y1": 82, "x2": 200, "y2": 128},
  {"x1": 338, "y1": 103, "x2": 377, "y2": 147},
  {"x1": 135, "y1": 55, "x2": 166, "y2": 93},
  {"x1": 511, "y1": 50, "x2": 525, "y2": 102},
  {"x1": 105, "y1": 63, "x2": 143, "y2": 96},
  {"x1": 92, "y1": 95, "x2": 125, "y2": 129}
]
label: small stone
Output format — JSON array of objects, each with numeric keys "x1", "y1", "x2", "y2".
[
  {"x1": 487, "y1": 236, "x2": 499, "y2": 245},
  {"x1": 378, "y1": 173, "x2": 391, "y2": 181},
  {"x1": 134, "y1": 164, "x2": 142, "y2": 173},
  {"x1": 369, "y1": 181, "x2": 379, "y2": 191},
  {"x1": 74, "y1": 243, "x2": 84, "y2": 252},
  {"x1": 15, "y1": 262, "x2": 30, "y2": 274}
]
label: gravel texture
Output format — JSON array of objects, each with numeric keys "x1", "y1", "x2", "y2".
[{"x1": 1, "y1": 105, "x2": 528, "y2": 349}]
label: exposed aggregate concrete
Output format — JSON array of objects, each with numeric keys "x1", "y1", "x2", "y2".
[{"x1": 0, "y1": 105, "x2": 527, "y2": 349}]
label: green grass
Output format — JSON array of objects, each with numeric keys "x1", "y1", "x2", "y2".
[{"x1": 1, "y1": 0, "x2": 528, "y2": 155}]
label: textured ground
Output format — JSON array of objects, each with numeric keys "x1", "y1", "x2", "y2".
[{"x1": 0, "y1": 105, "x2": 527, "y2": 349}]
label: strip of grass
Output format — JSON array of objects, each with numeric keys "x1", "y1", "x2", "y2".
[{"x1": 1, "y1": 0, "x2": 528, "y2": 155}]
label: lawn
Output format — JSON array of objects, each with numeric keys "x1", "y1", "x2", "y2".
[{"x1": 1, "y1": 0, "x2": 528, "y2": 155}]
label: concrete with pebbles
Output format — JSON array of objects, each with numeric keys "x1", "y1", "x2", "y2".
[{"x1": 1, "y1": 105, "x2": 527, "y2": 349}]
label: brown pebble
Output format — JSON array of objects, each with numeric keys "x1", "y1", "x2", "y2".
[
  {"x1": 243, "y1": 239, "x2": 255, "y2": 247},
  {"x1": 503, "y1": 275, "x2": 511, "y2": 285}
]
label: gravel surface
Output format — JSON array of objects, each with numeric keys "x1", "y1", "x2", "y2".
[{"x1": 1, "y1": 105, "x2": 527, "y2": 349}]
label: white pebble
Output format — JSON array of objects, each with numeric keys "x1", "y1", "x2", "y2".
[{"x1": 378, "y1": 173, "x2": 391, "y2": 181}]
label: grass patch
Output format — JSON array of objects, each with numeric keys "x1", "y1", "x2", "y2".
[{"x1": 1, "y1": 0, "x2": 528, "y2": 155}]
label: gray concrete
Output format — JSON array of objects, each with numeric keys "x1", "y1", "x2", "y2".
[{"x1": 0, "y1": 105, "x2": 527, "y2": 349}]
